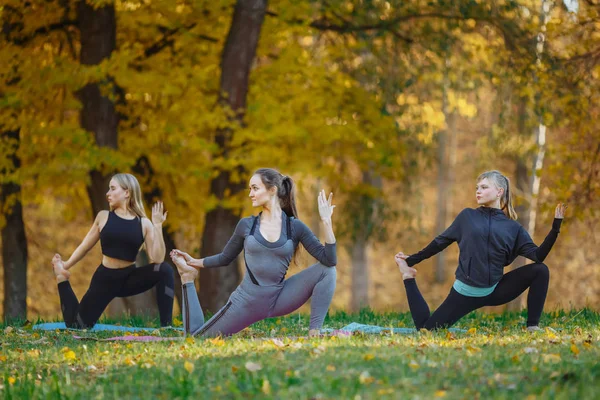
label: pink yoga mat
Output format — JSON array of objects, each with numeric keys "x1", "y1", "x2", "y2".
[{"x1": 74, "y1": 335, "x2": 183, "y2": 342}]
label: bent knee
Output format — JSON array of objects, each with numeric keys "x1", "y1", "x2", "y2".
[
  {"x1": 156, "y1": 262, "x2": 175, "y2": 278},
  {"x1": 533, "y1": 263, "x2": 549, "y2": 279},
  {"x1": 319, "y1": 263, "x2": 337, "y2": 278}
]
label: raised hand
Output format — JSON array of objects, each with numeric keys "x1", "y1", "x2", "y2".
[
  {"x1": 555, "y1": 203, "x2": 567, "y2": 219},
  {"x1": 318, "y1": 190, "x2": 335, "y2": 222},
  {"x1": 152, "y1": 201, "x2": 168, "y2": 225}
]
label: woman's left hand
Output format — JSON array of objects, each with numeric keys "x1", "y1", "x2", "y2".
[
  {"x1": 152, "y1": 201, "x2": 168, "y2": 225},
  {"x1": 555, "y1": 203, "x2": 567, "y2": 219},
  {"x1": 318, "y1": 190, "x2": 335, "y2": 222}
]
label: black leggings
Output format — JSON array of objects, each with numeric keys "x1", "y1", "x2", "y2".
[
  {"x1": 57, "y1": 262, "x2": 175, "y2": 328},
  {"x1": 404, "y1": 263, "x2": 549, "y2": 330}
]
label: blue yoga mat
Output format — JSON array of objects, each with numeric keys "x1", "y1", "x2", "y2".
[
  {"x1": 324, "y1": 322, "x2": 466, "y2": 334},
  {"x1": 33, "y1": 322, "x2": 182, "y2": 332}
]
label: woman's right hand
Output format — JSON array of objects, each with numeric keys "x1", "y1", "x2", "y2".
[
  {"x1": 395, "y1": 251, "x2": 417, "y2": 279},
  {"x1": 171, "y1": 249, "x2": 193, "y2": 263},
  {"x1": 52, "y1": 254, "x2": 71, "y2": 280}
]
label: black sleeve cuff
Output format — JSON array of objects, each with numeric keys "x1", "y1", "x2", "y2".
[{"x1": 552, "y1": 218, "x2": 562, "y2": 232}]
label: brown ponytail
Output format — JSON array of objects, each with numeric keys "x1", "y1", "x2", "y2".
[
  {"x1": 254, "y1": 168, "x2": 299, "y2": 220},
  {"x1": 254, "y1": 168, "x2": 301, "y2": 262}
]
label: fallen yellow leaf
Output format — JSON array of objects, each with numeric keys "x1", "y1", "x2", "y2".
[
  {"x1": 27, "y1": 349, "x2": 41, "y2": 358},
  {"x1": 209, "y1": 337, "x2": 225, "y2": 346},
  {"x1": 363, "y1": 354, "x2": 375, "y2": 361},
  {"x1": 434, "y1": 390, "x2": 447, "y2": 397},
  {"x1": 466, "y1": 345, "x2": 481, "y2": 353},
  {"x1": 184, "y1": 361, "x2": 194, "y2": 373},
  {"x1": 63, "y1": 350, "x2": 76, "y2": 361},
  {"x1": 262, "y1": 379, "x2": 271, "y2": 395},
  {"x1": 326, "y1": 365, "x2": 336, "y2": 371},
  {"x1": 185, "y1": 337, "x2": 195, "y2": 344},
  {"x1": 570, "y1": 344, "x2": 580, "y2": 355},
  {"x1": 542, "y1": 353, "x2": 561, "y2": 364},
  {"x1": 359, "y1": 371, "x2": 374, "y2": 384},
  {"x1": 409, "y1": 360, "x2": 420, "y2": 370},
  {"x1": 467, "y1": 328, "x2": 477, "y2": 335},
  {"x1": 231, "y1": 365, "x2": 239, "y2": 373}
]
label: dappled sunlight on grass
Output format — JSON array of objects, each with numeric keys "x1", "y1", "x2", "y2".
[{"x1": 1, "y1": 310, "x2": 599, "y2": 398}]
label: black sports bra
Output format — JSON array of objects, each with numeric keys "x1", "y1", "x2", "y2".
[{"x1": 100, "y1": 211, "x2": 144, "y2": 262}]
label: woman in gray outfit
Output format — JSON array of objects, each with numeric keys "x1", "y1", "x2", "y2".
[{"x1": 170, "y1": 168, "x2": 337, "y2": 337}]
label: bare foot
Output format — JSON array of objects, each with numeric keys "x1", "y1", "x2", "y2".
[
  {"x1": 308, "y1": 329, "x2": 322, "y2": 337},
  {"x1": 395, "y1": 253, "x2": 417, "y2": 280},
  {"x1": 170, "y1": 250, "x2": 198, "y2": 283},
  {"x1": 52, "y1": 254, "x2": 70, "y2": 283}
]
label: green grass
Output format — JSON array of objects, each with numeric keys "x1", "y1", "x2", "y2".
[{"x1": 1, "y1": 309, "x2": 599, "y2": 399}]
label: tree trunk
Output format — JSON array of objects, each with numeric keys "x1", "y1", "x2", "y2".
[
  {"x1": 77, "y1": 1, "x2": 118, "y2": 216},
  {"x1": 349, "y1": 169, "x2": 382, "y2": 312},
  {"x1": 434, "y1": 67, "x2": 451, "y2": 283},
  {"x1": 506, "y1": 0, "x2": 551, "y2": 311},
  {"x1": 77, "y1": 1, "x2": 156, "y2": 319},
  {"x1": 1, "y1": 128, "x2": 28, "y2": 322},
  {"x1": 132, "y1": 156, "x2": 182, "y2": 309},
  {"x1": 349, "y1": 233, "x2": 369, "y2": 312},
  {"x1": 198, "y1": 0, "x2": 268, "y2": 312},
  {"x1": 507, "y1": 158, "x2": 531, "y2": 311}
]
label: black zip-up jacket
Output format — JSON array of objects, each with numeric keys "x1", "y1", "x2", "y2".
[{"x1": 406, "y1": 207, "x2": 562, "y2": 288}]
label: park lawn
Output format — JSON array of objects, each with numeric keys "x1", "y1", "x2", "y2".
[{"x1": 1, "y1": 309, "x2": 599, "y2": 399}]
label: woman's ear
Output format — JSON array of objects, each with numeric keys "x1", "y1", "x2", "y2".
[
  {"x1": 270, "y1": 185, "x2": 278, "y2": 197},
  {"x1": 497, "y1": 187, "x2": 504, "y2": 198}
]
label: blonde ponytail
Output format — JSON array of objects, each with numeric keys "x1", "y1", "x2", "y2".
[{"x1": 477, "y1": 170, "x2": 518, "y2": 220}]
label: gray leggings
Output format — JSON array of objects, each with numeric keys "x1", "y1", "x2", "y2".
[{"x1": 182, "y1": 262, "x2": 336, "y2": 337}]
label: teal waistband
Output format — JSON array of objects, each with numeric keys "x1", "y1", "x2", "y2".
[{"x1": 453, "y1": 280, "x2": 498, "y2": 297}]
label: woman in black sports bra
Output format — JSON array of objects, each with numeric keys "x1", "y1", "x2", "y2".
[{"x1": 51, "y1": 173, "x2": 174, "y2": 328}]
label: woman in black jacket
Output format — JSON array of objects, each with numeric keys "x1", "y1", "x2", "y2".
[{"x1": 395, "y1": 170, "x2": 567, "y2": 331}]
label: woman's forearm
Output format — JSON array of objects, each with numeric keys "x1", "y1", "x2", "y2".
[
  {"x1": 150, "y1": 224, "x2": 166, "y2": 262},
  {"x1": 322, "y1": 218, "x2": 336, "y2": 244},
  {"x1": 188, "y1": 258, "x2": 204, "y2": 269},
  {"x1": 64, "y1": 246, "x2": 89, "y2": 270}
]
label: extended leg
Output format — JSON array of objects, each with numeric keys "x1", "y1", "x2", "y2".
[
  {"x1": 181, "y1": 282, "x2": 204, "y2": 334},
  {"x1": 67, "y1": 266, "x2": 121, "y2": 328},
  {"x1": 404, "y1": 279, "x2": 483, "y2": 330}
]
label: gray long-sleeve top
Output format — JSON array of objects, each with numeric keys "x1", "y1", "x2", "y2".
[{"x1": 203, "y1": 214, "x2": 337, "y2": 268}]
